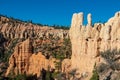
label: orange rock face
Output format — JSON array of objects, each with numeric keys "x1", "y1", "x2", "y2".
[
  {"x1": 69, "y1": 11, "x2": 120, "y2": 79},
  {"x1": 5, "y1": 38, "x2": 55, "y2": 77},
  {"x1": 0, "y1": 16, "x2": 69, "y2": 39}
]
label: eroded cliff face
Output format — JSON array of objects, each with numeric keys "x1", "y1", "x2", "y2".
[
  {"x1": 69, "y1": 12, "x2": 120, "y2": 79},
  {"x1": 5, "y1": 38, "x2": 55, "y2": 77},
  {"x1": 0, "y1": 16, "x2": 68, "y2": 39}
]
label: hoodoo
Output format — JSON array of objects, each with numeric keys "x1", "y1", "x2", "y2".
[
  {"x1": 6, "y1": 38, "x2": 55, "y2": 77},
  {"x1": 69, "y1": 11, "x2": 120, "y2": 79}
]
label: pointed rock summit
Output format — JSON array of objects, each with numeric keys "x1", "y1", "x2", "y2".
[{"x1": 87, "y1": 13, "x2": 92, "y2": 26}]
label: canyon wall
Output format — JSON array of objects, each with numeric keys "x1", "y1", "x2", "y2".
[
  {"x1": 0, "y1": 16, "x2": 68, "y2": 39},
  {"x1": 69, "y1": 12, "x2": 120, "y2": 79},
  {"x1": 5, "y1": 38, "x2": 55, "y2": 77}
]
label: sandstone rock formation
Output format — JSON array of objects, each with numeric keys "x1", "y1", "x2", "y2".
[
  {"x1": 69, "y1": 11, "x2": 120, "y2": 79},
  {"x1": 0, "y1": 16, "x2": 69, "y2": 39},
  {"x1": 5, "y1": 38, "x2": 55, "y2": 77},
  {"x1": 87, "y1": 13, "x2": 92, "y2": 26},
  {"x1": 62, "y1": 59, "x2": 71, "y2": 73}
]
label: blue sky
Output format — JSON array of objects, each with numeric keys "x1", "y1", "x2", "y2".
[{"x1": 0, "y1": 0, "x2": 120, "y2": 26}]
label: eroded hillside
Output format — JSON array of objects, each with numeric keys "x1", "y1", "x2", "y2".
[{"x1": 0, "y1": 16, "x2": 71, "y2": 80}]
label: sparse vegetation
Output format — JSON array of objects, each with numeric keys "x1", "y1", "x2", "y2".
[
  {"x1": 51, "y1": 24, "x2": 69, "y2": 30},
  {"x1": 90, "y1": 63, "x2": 99, "y2": 80},
  {"x1": 90, "y1": 69, "x2": 99, "y2": 80},
  {"x1": 0, "y1": 15, "x2": 69, "y2": 30},
  {"x1": 96, "y1": 49, "x2": 120, "y2": 80},
  {"x1": 2, "y1": 38, "x2": 19, "y2": 62},
  {"x1": 34, "y1": 38, "x2": 71, "y2": 59},
  {"x1": 2, "y1": 73, "x2": 37, "y2": 80},
  {"x1": 100, "y1": 49, "x2": 120, "y2": 71}
]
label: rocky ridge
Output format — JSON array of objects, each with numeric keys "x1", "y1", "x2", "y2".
[{"x1": 0, "y1": 16, "x2": 69, "y2": 39}]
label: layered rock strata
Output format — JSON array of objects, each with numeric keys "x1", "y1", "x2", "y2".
[
  {"x1": 69, "y1": 12, "x2": 120, "y2": 79},
  {"x1": 5, "y1": 38, "x2": 55, "y2": 77}
]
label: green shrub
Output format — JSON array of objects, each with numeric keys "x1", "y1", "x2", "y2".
[
  {"x1": 90, "y1": 69, "x2": 99, "y2": 80},
  {"x1": 97, "y1": 63, "x2": 109, "y2": 74},
  {"x1": 100, "y1": 50, "x2": 120, "y2": 70},
  {"x1": 14, "y1": 74, "x2": 27, "y2": 80}
]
